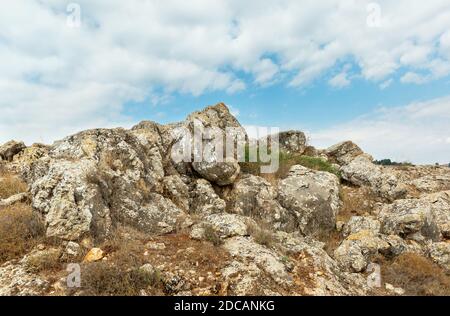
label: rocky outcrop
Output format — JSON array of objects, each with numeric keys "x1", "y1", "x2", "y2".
[
  {"x1": 230, "y1": 175, "x2": 295, "y2": 231},
  {"x1": 326, "y1": 141, "x2": 364, "y2": 165},
  {"x1": 378, "y1": 198, "x2": 441, "y2": 242},
  {"x1": 277, "y1": 165, "x2": 341, "y2": 237},
  {"x1": 340, "y1": 155, "x2": 407, "y2": 201},
  {"x1": 269, "y1": 130, "x2": 307, "y2": 154},
  {"x1": 0, "y1": 140, "x2": 26, "y2": 162}
]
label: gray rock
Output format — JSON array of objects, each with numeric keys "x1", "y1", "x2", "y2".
[
  {"x1": 378, "y1": 198, "x2": 441, "y2": 242},
  {"x1": 325, "y1": 141, "x2": 364, "y2": 165},
  {"x1": 427, "y1": 242, "x2": 450, "y2": 272},
  {"x1": 340, "y1": 155, "x2": 407, "y2": 201},
  {"x1": 189, "y1": 179, "x2": 226, "y2": 216},
  {"x1": 343, "y1": 216, "x2": 381, "y2": 237},
  {"x1": 277, "y1": 165, "x2": 341, "y2": 237},
  {"x1": 230, "y1": 175, "x2": 295, "y2": 231}
]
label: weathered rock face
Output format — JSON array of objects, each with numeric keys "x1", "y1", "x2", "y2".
[
  {"x1": 340, "y1": 155, "x2": 407, "y2": 201},
  {"x1": 334, "y1": 230, "x2": 389, "y2": 272},
  {"x1": 378, "y1": 198, "x2": 441, "y2": 242},
  {"x1": 277, "y1": 165, "x2": 341, "y2": 237},
  {"x1": 191, "y1": 214, "x2": 253, "y2": 240},
  {"x1": 427, "y1": 242, "x2": 450, "y2": 272},
  {"x1": 230, "y1": 175, "x2": 295, "y2": 231},
  {"x1": 0, "y1": 140, "x2": 26, "y2": 162},
  {"x1": 326, "y1": 141, "x2": 364, "y2": 165},
  {"x1": 272, "y1": 130, "x2": 307, "y2": 154},
  {"x1": 342, "y1": 216, "x2": 381, "y2": 238},
  {"x1": 422, "y1": 191, "x2": 450, "y2": 239},
  {"x1": 0, "y1": 262, "x2": 49, "y2": 296},
  {"x1": 29, "y1": 128, "x2": 188, "y2": 240},
  {"x1": 187, "y1": 103, "x2": 245, "y2": 186},
  {"x1": 192, "y1": 160, "x2": 240, "y2": 186},
  {"x1": 189, "y1": 179, "x2": 226, "y2": 216}
]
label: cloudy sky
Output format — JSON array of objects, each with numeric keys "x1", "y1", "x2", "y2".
[{"x1": 1, "y1": 0, "x2": 450, "y2": 164}]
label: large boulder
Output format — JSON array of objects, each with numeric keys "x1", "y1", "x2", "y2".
[
  {"x1": 192, "y1": 159, "x2": 240, "y2": 186},
  {"x1": 187, "y1": 103, "x2": 245, "y2": 186},
  {"x1": 230, "y1": 175, "x2": 295, "y2": 231},
  {"x1": 189, "y1": 179, "x2": 226, "y2": 216},
  {"x1": 422, "y1": 191, "x2": 450, "y2": 239},
  {"x1": 334, "y1": 230, "x2": 389, "y2": 272},
  {"x1": 29, "y1": 128, "x2": 189, "y2": 240},
  {"x1": 378, "y1": 198, "x2": 441, "y2": 242},
  {"x1": 268, "y1": 130, "x2": 307, "y2": 154},
  {"x1": 340, "y1": 155, "x2": 407, "y2": 201},
  {"x1": 0, "y1": 140, "x2": 26, "y2": 162},
  {"x1": 277, "y1": 165, "x2": 341, "y2": 237},
  {"x1": 325, "y1": 141, "x2": 364, "y2": 165},
  {"x1": 427, "y1": 242, "x2": 450, "y2": 272}
]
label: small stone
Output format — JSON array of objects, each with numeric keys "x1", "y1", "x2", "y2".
[
  {"x1": 83, "y1": 248, "x2": 104, "y2": 263},
  {"x1": 140, "y1": 263, "x2": 155, "y2": 275},
  {"x1": 146, "y1": 242, "x2": 166, "y2": 250},
  {"x1": 336, "y1": 221, "x2": 345, "y2": 232}
]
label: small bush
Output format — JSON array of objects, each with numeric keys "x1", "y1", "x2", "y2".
[
  {"x1": 240, "y1": 145, "x2": 340, "y2": 180},
  {"x1": 24, "y1": 249, "x2": 62, "y2": 273},
  {"x1": 247, "y1": 222, "x2": 274, "y2": 248},
  {"x1": 381, "y1": 252, "x2": 450, "y2": 296},
  {"x1": 0, "y1": 173, "x2": 28, "y2": 199},
  {"x1": 0, "y1": 203, "x2": 45, "y2": 263},
  {"x1": 203, "y1": 224, "x2": 222, "y2": 246},
  {"x1": 82, "y1": 262, "x2": 161, "y2": 296}
]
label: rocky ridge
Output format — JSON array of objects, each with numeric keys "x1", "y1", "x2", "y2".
[{"x1": 0, "y1": 103, "x2": 449, "y2": 296}]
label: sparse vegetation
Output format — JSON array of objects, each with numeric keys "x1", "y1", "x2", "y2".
[
  {"x1": 0, "y1": 172, "x2": 28, "y2": 199},
  {"x1": 0, "y1": 203, "x2": 45, "y2": 263},
  {"x1": 240, "y1": 145, "x2": 340, "y2": 179},
  {"x1": 203, "y1": 224, "x2": 222, "y2": 246},
  {"x1": 247, "y1": 222, "x2": 274, "y2": 248},
  {"x1": 82, "y1": 262, "x2": 161, "y2": 296},
  {"x1": 381, "y1": 253, "x2": 450, "y2": 296}
]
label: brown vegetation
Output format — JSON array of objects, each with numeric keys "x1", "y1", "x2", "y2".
[
  {"x1": 0, "y1": 203, "x2": 45, "y2": 263},
  {"x1": 380, "y1": 252, "x2": 450, "y2": 296}
]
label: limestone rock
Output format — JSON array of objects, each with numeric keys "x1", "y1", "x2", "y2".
[
  {"x1": 192, "y1": 159, "x2": 240, "y2": 186},
  {"x1": 340, "y1": 155, "x2": 407, "y2": 201},
  {"x1": 0, "y1": 140, "x2": 26, "y2": 162},
  {"x1": 325, "y1": 141, "x2": 364, "y2": 165},
  {"x1": 277, "y1": 165, "x2": 341, "y2": 237},
  {"x1": 267, "y1": 130, "x2": 307, "y2": 154},
  {"x1": 378, "y1": 198, "x2": 441, "y2": 242},
  {"x1": 343, "y1": 216, "x2": 381, "y2": 238},
  {"x1": 223, "y1": 236, "x2": 292, "y2": 286},
  {"x1": 189, "y1": 179, "x2": 226, "y2": 216},
  {"x1": 0, "y1": 262, "x2": 49, "y2": 296},
  {"x1": 427, "y1": 242, "x2": 450, "y2": 271},
  {"x1": 230, "y1": 175, "x2": 295, "y2": 231},
  {"x1": 334, "y1": 230, "x2": 389, "y2": 272}
]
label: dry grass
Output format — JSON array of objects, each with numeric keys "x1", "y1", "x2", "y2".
[
  {"x1": 0, "y1": 203, "x2": 45, "y2": 263},
  {"x1": 0, "y1": 172, "x2": 28, "y2": 199},
  {"x1": 247, "y1": 222, "x2": 275, "y2": 248},
  {"x1": 82, "y1": 262, "x2": 161, "y2": 296},
  {"x1": 203, "y1": 224, "x2": 223, "y2": 246},
  {"x1": 338, "y1": 185, "x2": 378, "y2": 222},
  {"x1": 381, "y1": 252, "x2": 450, "y2": 296},
  {"x1": 24, "y1": 249, "x2": 62, "y2": 273}
]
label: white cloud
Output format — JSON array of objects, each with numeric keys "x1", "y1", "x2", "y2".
[
  {"x1": 379, "y1": 79, "x2": 393, "y2": 90},
  {"x1": 1, "y1": 0, "x2": 450, "y2": 144},
  {"x1": 329, "y1": 72, "x2": 350, "y2": 88},
  {"x1": 401, "y1": 72, "x2": 429, "y2": 84},
  {"x1": 311, "y1": 96, "x2": 450, "y2": 164}
]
